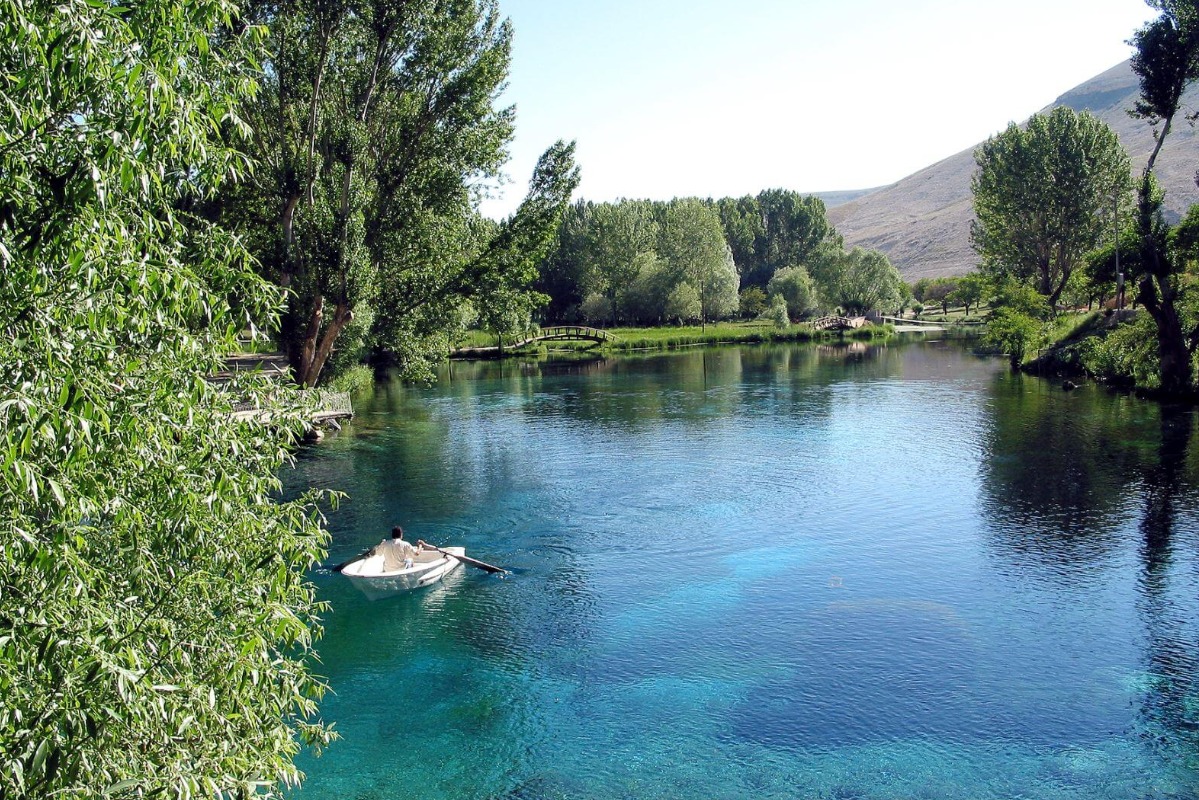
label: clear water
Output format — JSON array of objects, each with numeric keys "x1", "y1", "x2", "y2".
[{"x1": 287, "y1": 341, "x2": 1199, "y2": 800}]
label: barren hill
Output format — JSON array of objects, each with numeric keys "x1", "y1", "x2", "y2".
[{"x1": 827, "y1": 61, "x2": 1199, "y2": 280}]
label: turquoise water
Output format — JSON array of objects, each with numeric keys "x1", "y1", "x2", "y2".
[{"x1": 288, "y1": 342, "x2": 1199, "y2": 799}]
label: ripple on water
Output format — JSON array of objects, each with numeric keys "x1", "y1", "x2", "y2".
[{"x1": 288, "y1": 343, "x2": 1199, "y2": 800}]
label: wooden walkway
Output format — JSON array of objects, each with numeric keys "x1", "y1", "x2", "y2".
[
  {"x1": 231, "y1": 390, "x2": 353, "y2": 426},
  {"x1": 878, "y1": 315, "x2": 949, "y2": 332},
  {"x1": 878, "y1": 316, "x2": 945, "y2": 327},
  {"x1": 218, "y1": 355, "x2": 354, "y2": 427}
]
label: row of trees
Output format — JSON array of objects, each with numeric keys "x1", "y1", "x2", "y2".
[
  {"x1": 535, "y1": 192, "x2": 905, "y2": 327},
  {"x1": 971, "y1": 0, "x2": 1199, "y2": 393},
  {"x1": 912, "y1": 275, "x2": 987, "y2": 316},
  {"x1": 539, "y1": 197, "x2": 740, "y2": 327}
]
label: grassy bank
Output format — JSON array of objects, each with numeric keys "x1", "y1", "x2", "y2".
[
  {"x1": 454, "y1": 321, "x2": 896, "y2": 355},
  {"x1": 1022, "y1": 310, "x2": 1180, "y2": 396},
  {"x1": 607, "y1": 321, "x2": 893, "y2": 350}
]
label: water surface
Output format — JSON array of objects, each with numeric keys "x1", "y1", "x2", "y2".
[{"x1": 289, "y1": 341, "x2": 1199, "y2": 800}]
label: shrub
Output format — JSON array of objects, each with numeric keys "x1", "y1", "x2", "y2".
[
  {"x1": 984, "y1": 308, "x2": 1046, "y2": 367},
  {"x1": 327, "y1": 364, "x2": 376, "y2": 395},
  {"x1": 761, "y1": 294, "x2": 790, "y2": 330},
  {"x1": 1078, "y1": 314, "x2": 1161, "y2": 390}
]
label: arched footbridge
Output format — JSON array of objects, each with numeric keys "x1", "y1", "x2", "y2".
[
  {"x1": 509, "y1": 325, "x2": 616, "y2": 348},
  {"x1": 810, "y1": 315, "x2": 868, "y2": 331}
]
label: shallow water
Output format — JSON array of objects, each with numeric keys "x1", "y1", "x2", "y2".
[{"x1": 288, "y1": 341, "x2": 1199, "y2": 800}]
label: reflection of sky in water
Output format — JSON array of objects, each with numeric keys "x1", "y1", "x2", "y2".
[{"x1": 288, "y1": 341, "x2": 1199, "y2": 799}]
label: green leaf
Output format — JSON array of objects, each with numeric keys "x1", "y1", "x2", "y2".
[
  {"x1": 104, "y1": 779, "x2": 139, "y2": 795},
  {"x1": 29, "y1": 739, "x2": 49, "y2": 777}
]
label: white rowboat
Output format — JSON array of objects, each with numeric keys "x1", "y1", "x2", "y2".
[{"x1": 340, "y1": 546, "x2": 466, "y2": 600}]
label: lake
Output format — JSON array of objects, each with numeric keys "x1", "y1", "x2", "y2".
[{"x1": 287, "y1": 340, "x2": 1199, "y2": 800}]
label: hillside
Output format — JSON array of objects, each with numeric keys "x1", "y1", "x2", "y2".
[{"x1": 827, "y1": 61, "x2": 1199, "y2": 280}]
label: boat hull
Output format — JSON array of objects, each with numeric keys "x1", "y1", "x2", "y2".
[{"x1": 341, "y1": 547, "x2": 465, "y2": 600}]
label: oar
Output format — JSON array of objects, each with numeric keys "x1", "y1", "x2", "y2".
[
  {"x1": 418, "y1": 540, "x2": 508, "y2": 575},
  {"x1": 328, "y1": 546, "x2": 376, "y2": 573}
]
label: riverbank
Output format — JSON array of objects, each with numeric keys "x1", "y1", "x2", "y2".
[
  {"x1": 451, "y1": 320, "x2": 909, "y2": 359},
  {"x1": 1006, "y1": 309, "x2": 1197, "y2": 402}
]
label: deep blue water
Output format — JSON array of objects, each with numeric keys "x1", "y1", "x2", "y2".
[{"x1": 288, "y1": 341, "x2": 1199, "y2": 800}]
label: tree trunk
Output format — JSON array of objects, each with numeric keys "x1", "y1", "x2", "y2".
[
  {"x1": 290, "y1": 295, "x2": 355, "y2": 388},
  {"x1": 302, "y1": 302, "x2": 353, "y2": 388},
  {"x1": 1138, "y1": 274, "x2": 1193, "y2": 395},
  {"x1": 294, "y1": 295, "x2": 324, "y2": 386},
  {"x1": 281, "y1": 193, "x2": 301, "y2": 274}
]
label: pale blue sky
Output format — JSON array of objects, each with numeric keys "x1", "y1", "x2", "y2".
[{"x1": 479, "y1": 0, "x2": 1155, "y2": 218}]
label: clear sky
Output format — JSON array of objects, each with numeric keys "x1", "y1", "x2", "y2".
[{"x1": 478, "y1": 0, "x2": 1156, "y2": 218}]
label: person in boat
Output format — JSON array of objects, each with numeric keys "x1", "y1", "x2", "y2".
[{"x1": 379, "y1": 526, "x2": 419, "y2": 571}]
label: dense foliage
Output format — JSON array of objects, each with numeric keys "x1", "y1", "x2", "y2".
[
  {"x1": 0, "y1": 1, "x2": 332, "y2": 797},
  {"x1": 971, "y1": 107, "x2": 1133, "y2": 308},
  {"x1": 226, "y1": 0, "x2": 578, "y2": 385},
  {"x1": 715, "y1": 189, "x2": 839, "y2": 289},
  {"x1": 535, "y1": 192, "x2": 901, "y2": 326},
  {"x1": 812, "y1": 246, "x2": 905, "y2": 315}
]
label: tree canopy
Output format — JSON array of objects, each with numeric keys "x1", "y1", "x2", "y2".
[
  {"x1": 716, "y1": 189, "x2": 840, "y2": 289},
  {"x1": 0, "y1": 1, "x2": 331, "y2": 796},
  {"x1": 813, "y1": 247, "x2": 904, "y2": 314},
  {"x1": 971, "y1": 107, "x2": 1133, "y2": 308},
  {"x1": 537, "y1": 192, "x2": 856, "y2": 326},
  {"x1": 228, "y1": 0, "x2": 577, "y2": 385},
  {"x1": 658, "y1": 199, "x2": 739, "y2": 327}
]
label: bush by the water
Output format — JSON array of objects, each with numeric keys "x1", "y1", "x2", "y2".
[{"x1": 1076, "y1": 314, "x2": 1162, "y2": 391}]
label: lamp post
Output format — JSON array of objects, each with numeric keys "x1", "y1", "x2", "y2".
[{"x1": 1114, "y1": 192, "x2": 1124, "y2": 318}]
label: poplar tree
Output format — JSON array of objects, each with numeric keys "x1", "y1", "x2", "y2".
[
  {"x1": 233, "y1": 0, "x2": 577, "y2": 386},
  {"x1": 971, "y1": 107, "x2": 1133, "y2": 308}
]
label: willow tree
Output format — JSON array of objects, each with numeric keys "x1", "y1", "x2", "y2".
[
  {"x1": 1128, "y1": 0, "x2": 1199, "y2": 395},
  {"x1": 971, "y1": 107, "x2": 1133, "y2": 308},
  {"x1": 232, "y1": 0, "x2": 575, "y2": 386},
  {"x1": 815, "y1": 247, "x2": 904, "y2": 314},
  {"x1": 0, "y1": 1, "x2": 331, "y2": 797}
]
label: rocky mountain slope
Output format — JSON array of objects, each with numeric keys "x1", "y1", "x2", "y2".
[{"x1": 826, "y1": 61, "x2": 1199, "y2": 280}]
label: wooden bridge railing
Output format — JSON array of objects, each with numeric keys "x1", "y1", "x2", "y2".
[
  {"x1": 810, "y1": 315, "x2": 866, "y2": 331},
  {"x1": 509, "y1": 325, "x2": 615, "y2": 348},
  {"x1": 231, "y1": 389, "x2": 353, "y2": 424},
  {"x1": 314, "y1": 390, "x2": 354, "y2": 420}
]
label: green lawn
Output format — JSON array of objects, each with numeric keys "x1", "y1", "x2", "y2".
[{"x1": 453, "y1": 320, "x2": 894, "y2": 354}]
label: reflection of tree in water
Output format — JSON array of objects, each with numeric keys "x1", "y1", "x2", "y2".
[
  {"x1": 1133, "y1": 407, "x2": 1199, "y2": 768},
  {"x1": 435, "y1": 345, "x2": 853, "y2": 430},
  {"x1": 815, "y1": 341, "x2": 872, "y2": 360},
  {"x1": 978, "y1": 378, "x2": 1152, "y2": 576}
]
